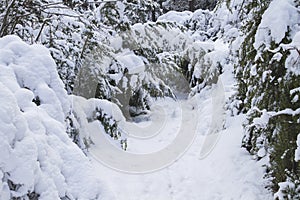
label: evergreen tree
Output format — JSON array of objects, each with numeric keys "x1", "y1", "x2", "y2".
[{"x1": 233, "y1": 0, "x2": 300, "y2": 197}]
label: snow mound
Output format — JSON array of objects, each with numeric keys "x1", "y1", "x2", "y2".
[{"x1": 0, "y1": 35, "x2": 111, "y2": 200}]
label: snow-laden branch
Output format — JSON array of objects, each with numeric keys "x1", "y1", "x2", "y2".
[
  {"x1": 255, "y1": 106, "x2": 300, "y2": 117},
  {"x1": 269, "y1": 108, "x2": 300, "y2": 117},
  {"x1": 250, "y1": 106, "x2": 300, "y2": 129}
]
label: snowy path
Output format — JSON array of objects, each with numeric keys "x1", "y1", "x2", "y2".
[
  {"x1": 88, "y1": 95, "x2": 199, "y2": 173},
  {"x1": 88, "y1": 73, "x2": 273, "y2": 200}
]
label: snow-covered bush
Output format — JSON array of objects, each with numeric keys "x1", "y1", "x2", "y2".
[
  {"x1": 0, "y1": 35, "x2": 114, "y2": 200},
  {"x1": 0, "y1": 0, "x2": 110, "y2": 93}
]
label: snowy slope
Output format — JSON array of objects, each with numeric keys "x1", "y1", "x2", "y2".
[{"x1": 0, "y1": 35, "x2": 112, "y2": 200}]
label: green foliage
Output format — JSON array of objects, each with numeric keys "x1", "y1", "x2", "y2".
[
  {"x1": 93, "y1": 108, "x2": 121, "y2": 139},
  {"x1": 66, "y1": 114, "x2": 82, "y2": 148},
  {"x1": 89, "y1": 107, "x2": 127, "y2": 150},
  {"x1": 124, "y1": 0, "x2": 162, "y2": 23},
  {"x1": 98, "y1": 1, "x2": 130, "y2": 31},
  {"x1": 235, "y1": 0, "x2": 270, "y2": 112},
  {"x1": 268, "y1": 115, "x2": 300, "y2": 192},
  {"x1": 275, "y1": 178, "x2": 300, "y2": 200},
  {"x1": 235, "y1": 0, "x2": 300, "y2": 196}
]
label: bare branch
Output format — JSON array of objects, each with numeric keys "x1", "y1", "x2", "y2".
[{"x1": 0, "y1": 0, "x2": 16, "y2": 37}]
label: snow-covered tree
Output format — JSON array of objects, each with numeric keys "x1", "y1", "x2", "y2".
[{"x1": 232, "y1": 0, "x2": 300, "y2": 197}]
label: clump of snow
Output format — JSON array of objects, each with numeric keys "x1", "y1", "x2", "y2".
[
  {"x1": 251, "y1": 109, "x2": 271, "y2": 129},
  {"x1": 274, "y1": 181, "x2": 297, "y2": 200},
  {"x1": 116, "y1": 52, "x2": 145, "y2": 74},
  {"x1": 71, "y1": 94, "x2": 126, "y2": 149},
  {"x1": 289, "y1": 32, "x2": 300, "y2": 49},
  {"x1": 282, "y1": 31, "x2": 300, "y2": 75},
  {"x1": 296, "y1": 133, "x2": 300, "y2": 161},
  {"x1": 254, "y1": 0, "x2": 299, "y2": 50},
  {"x1": 131, "y1": 21, "x2": 192, "y2": 52},
  {"x1": 0, "y1": 35, "x2": 112, "y2": 200},
  {"x1": 250, "y1": 64, "x2": 257, "y2": 76},
  {"x1": 157, "y1": 11, "x2": 192, "y2": 26}
]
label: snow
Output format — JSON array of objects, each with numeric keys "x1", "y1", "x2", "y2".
[
  {"x1": 296, "y1": 133, "x2": 300, "y2": 161},
  {"x1": 254, "y1": 0, "x2": 299, "y2": 50},
  {"x1": 157, "y1": 11, "x2": 193, "y2": 25},
  {"x1": 116, "y1": 52, "x2": 145, "y2": 74},
  {"x1": 252, "y1": 109, "x2": 271, "y2": 129},
  {"x1": 282, "y1": 31, "x2": 300, "y2": 75},
  {"x1": 0, "y1": 1, "x2": 280, "y2": 199},
  {"x1": 86, "y1": 26, "x2": 272, "y2": 197},
  {"x1": 291, "y1": 32, "x2": 300, "y2": 48},
  {"x1": 88, "y1": 67, "x2": 272, "y2": 199},
  {"x1": 250, "y1": 64, "x2": 257, "y2": 76},
  {"x1": 274, "y1": 181, "x2": 296, "y2": 199},
  {"x1": 0, "y1": 35, "x2": 112, "y2": 200},
  {"x1": 131, "y1": 21, "x2": 192, "y2": 52},
  {"x1": 70, "y1": 94, "x2": 126, "y2": 151}
]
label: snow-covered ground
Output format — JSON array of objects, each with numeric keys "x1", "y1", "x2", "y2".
[
  {"x1": 0, "y1": 34, "x2": 273, "y2": 199},
  {"x1": 89, "y1": 68, "x2": 273, "y2": 200}
]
